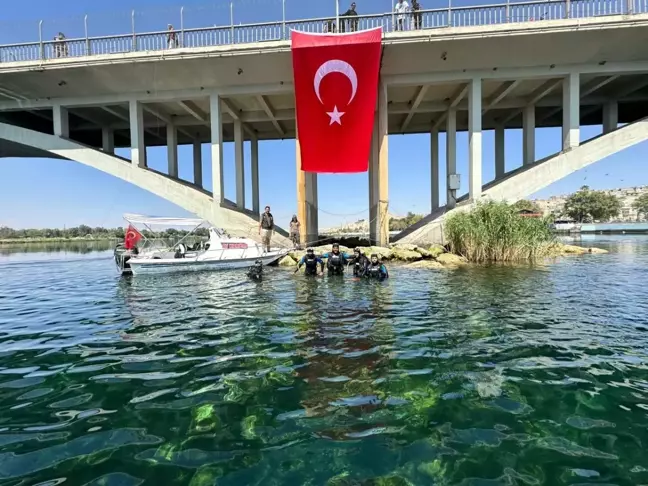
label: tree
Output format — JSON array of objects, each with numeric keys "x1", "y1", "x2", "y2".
[
  {"x1": 633, "y1": 192, "x2": 648, "y2": 219},
  {"x1": 563, "y1": 186, "x2": 622, "y2": 222},
  {"x1": 512, "y1": 199, "x2": 541, "y2": 213}
]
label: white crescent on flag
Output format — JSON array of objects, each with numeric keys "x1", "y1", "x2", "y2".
[{"x1": 313, "y1": 59, "x2": 358, "y2": 106}]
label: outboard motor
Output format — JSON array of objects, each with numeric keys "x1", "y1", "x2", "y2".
[{"x1": 114, "y1": 244, "x2": 137, "y2": 275}]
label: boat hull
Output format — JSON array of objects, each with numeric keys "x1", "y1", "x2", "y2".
[{"x1": 127, "y1": 252, "x2": 284, "y2": 276}]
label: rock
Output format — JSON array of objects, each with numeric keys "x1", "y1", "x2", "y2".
[
  {"x1": 556, "y1": 244, "x2": 608, "y2": 255},
  {"x1": 391, "y1": 247, "x2": 423, "y2": 262},
  {"x1": 288, "y1": 250, "x2": 306, "y2": 262},
  {"x1": 313, "y1": 244, "x2": 350, "y2": 254},
  {"x1": 363, "y1": 246, "x2": 393, "y2": 260},
  {"x1": 436, "y1": 253, "x2": 468, "y2": 266},
  {"x1": 406, "y1": 260, "x2": 444, "y2": 269},
  {"x1": 427, "y1": 244, "x2": 446, "y2": 259},
  {"x1": 392, "y1": 243, "x2": 418, "y2": 251},
  {"x1": 278, "y1": 255, "x2": 297, "y2": 266}
]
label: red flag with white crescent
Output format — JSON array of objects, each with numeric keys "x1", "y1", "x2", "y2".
[
  {"x1": 291, "y1": 27, "x2": 383, "y2": 173},
  {"x1": 124, "y1": 225, "x2": 142, "y2": 250}
]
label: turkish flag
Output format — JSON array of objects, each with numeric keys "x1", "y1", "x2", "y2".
[
  {"x1": 291, "y1": 27, "x2": 383, "y2": 173},
  {"x1": 124, "y1": 225, "x2": 142, "y2": 249}
]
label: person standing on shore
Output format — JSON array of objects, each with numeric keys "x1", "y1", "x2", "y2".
[
  {"x1": 259, "y1": 206, "x2": 274, "y2": 252},
  {"x1": 289, "y1": 215, "x2": 301, "y2": 249}
]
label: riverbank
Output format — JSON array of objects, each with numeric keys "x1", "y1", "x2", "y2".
[
  {"x1": 280, "y1": 242, "x2": 607, "y2": 269},
  {"x1": 0, "y1": 237, "x2": 117, "y2": 244}
]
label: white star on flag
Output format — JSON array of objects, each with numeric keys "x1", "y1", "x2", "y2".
[{"x1": 326, "y1": 106, "x2": 345, "y2": 125}]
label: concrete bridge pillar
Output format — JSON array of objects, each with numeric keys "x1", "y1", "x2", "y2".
[
  {"x1": 210, "y1": 94, "x2": 224, "y2": 204},
  {"x1": 562, "y1": 73, "x2": 580, "y2": 150},
  {"x1": 603, "y1": 101, "x2": 618, "y2": 134},
  {"x1": 446, "y1": 107, "x2": 457, "y2": 209},
  {"x1": 167, "y1": 124, "x2": 178, "y2": 178},
  {"x1": 234, "y1": 119, "x2": 245, "y2": 209},
  {"x1": 369, "y1": 81, "x2": 389, "y2": 247},
  {"x1": 523, "y1": 104, "x2": 535, "y2": 165},
  {"x1": 251, "y1": 135, "x2": 260, "y2": 215},
  {"x1": 53, "y1": 105, "x2": 69, "y2": 138},
  {"x1": 468, "y1": 78, "x2": 482, "y2": 201},
  {"x1": 129, "y1": 100, "x2": 147, "y2": 168},
  {"x1": 102, "y1": 128, "x2": 115, "y2": 154},
  {"x1": 296, "y1": 133, "x2": 319, "y2": 245},
  {"x1": 430, "y1": 127, "x2": 439, "y2": 212},
  {"x1": 193, "y1": 140, "x2": 202, "y2": 188},
  {"x1": 495, "y1": 125, "x2": 505, "y2": 179}
]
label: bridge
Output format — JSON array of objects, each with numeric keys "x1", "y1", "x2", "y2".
[{"x1": 1, "y1": 0, "x2": 648, "y2": 246}]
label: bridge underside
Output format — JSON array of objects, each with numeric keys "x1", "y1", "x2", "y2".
[{"x1": 1, "y1": 75, "x2": 648, "y2": 147}]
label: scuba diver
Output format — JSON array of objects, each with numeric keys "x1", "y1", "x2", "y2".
[
  {"x1": 349, "y1": 247, "x2": 369, "y2": 277},
  {"x1": 321, "y1": 243, "x2": 351, "y2": 276},
  {"x1": 295, "y1": 248, "x2": 325, "y2": 276},
  {"x1": 246, "y1": 259, "x2": 264, "y2": 281},
  {"x1": 365, "y1": 254, "x2": 389, "y2": 281}
]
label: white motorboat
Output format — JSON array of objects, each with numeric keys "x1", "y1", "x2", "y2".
[{"x1": 114, "y1": 214, "x2": 286, "y2": 276}]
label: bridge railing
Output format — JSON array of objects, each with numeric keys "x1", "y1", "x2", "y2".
[{"x1": 0, "y1": 0, "x2": 643, "y2": 64}]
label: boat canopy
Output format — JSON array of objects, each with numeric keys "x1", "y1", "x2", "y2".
[{"x1": 124, "y1": 213, "x2": 209, "y2": 227}]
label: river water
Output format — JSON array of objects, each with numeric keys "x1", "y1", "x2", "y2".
[{"x1": 1, "y1": 236, "x2": 648, "y2": 485}]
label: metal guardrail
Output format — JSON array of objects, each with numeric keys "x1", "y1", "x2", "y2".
[{"x1": 0, "y1": 0, "x2": 644, "y2": 64}]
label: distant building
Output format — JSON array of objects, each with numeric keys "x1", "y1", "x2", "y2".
[{"x1": 531, "y1": 185, "x2": 648, "y2": 222}]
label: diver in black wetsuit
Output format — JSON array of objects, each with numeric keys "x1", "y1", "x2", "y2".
[
  {"x1": 295, "y1": 248, "x2": 325, "y2": 276},
  {"x1": 247, "y1": 259, "x2": 264, "y2": 281},
  {"x1": 349, "y1": 247, "x2": 369, "y2": 277},
  {"x1": 365, "y1": 254, "x2": 389, "y2": 281},
  {"x1": 321, "y1": 243, "x2": 351, "y2": 276}
]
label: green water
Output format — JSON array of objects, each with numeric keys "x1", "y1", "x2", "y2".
[{"x1": 1, "y1": 236, "x2": 648, "y2": 485}]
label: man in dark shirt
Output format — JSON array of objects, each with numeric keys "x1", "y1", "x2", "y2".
[
  {"x1": 412, "y1": 0, "x2": 422, "y2": 29},
  {"x1": 340, "y1": 2, "x2": 359, "y2": 32},
  {"x1": 258, "y1": 205, "x2": 274, "y2": 252}
]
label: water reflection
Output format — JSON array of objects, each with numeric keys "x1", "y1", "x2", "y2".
[{"x1": 1, "y1": 237, "x2": 648, "y2": 484}]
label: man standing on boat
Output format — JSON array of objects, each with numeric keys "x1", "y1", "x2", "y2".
[{"x1": 259, "y1": 205, "x2": 274, "y2": 253}]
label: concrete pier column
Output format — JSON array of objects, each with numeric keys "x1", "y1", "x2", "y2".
[
  {"x1": 562, "y1": 73, "x2": 580, "y2": 150},
  {"x1": 193, "y1": 140, "x2": 203, "y2": 188},
  {"x1": 446, "y1": 108, "x2": 457, "y2": 209},
  {"x1": 296, "y1": 133, "x2": 318, "y2": 245},
  {"x1": 495, "y1": 125, "x2": 505, "y2": 180},
  {"x1": 603, "y1": 101, "x2": 618, "y2": 134},
  {"x1": 305, "y1": 173, "x2": 318, "y2": 244},
  {"x1": 430, "y1": 127, "x2": 440, "y2": 212},
  {"x1": 101, "y1": 128, "x2": 114, "y2": 154},
  {"x1": 209, "y1": 94, "x2": 224, "y2": 204},
  {"x1": 251, "y1": 135, "x2": 260, "y2": 215},
  {"x1": 369, "y1": 81, "x2": 389, "y2": 247},
  {"x1": 523, "y1": 104, "x2": 535, "y2": 165},
  {"x1": 129, "y1": 100, "x2": 147, "y2": 168},
  {"x1": 468, "y1": 78, "x2": 482, "y2": 201},
  {"x1": 167, "y1": 124, "x2": 178, "y2": 178},
  {"x1": 53, "y1": 105, "x2": 69, "y2": 138},
  {"x1": 234, "y1": 119, "x2": 245, "y2": 209}
]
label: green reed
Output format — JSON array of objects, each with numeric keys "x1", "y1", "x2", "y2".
[{"x1": 444, "y1": 201, "x2": 556, "y2": 262}]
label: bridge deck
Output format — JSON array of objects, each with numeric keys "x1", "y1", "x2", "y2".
[{"x1": 1, "y1": 9, "x2": 648, "y2": 147}]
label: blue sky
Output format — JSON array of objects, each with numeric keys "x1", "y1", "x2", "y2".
[{"x1": 1, "y1": 0, "x2": 647, "y2": 230}]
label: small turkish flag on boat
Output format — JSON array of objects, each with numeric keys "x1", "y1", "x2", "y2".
[
  {"x1": 291, "y1": 27, "x2": 383, "y2": 173},
  {"x1": 124, "y1": 225, "x2": 142, "y2": 249}
]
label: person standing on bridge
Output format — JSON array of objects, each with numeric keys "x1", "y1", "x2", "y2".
[
  {"x1": 394, "y1": 0, "x2": 410, "y2": 31},
  {"x1": 411, "y1": 0, "x2": 422, "y2": 30},
  {"x1": 340, "y1": 2, "x2": 359, "y2": 33},
  {"x1": 167, "y1": 25, "x2": 179, "y2": 49},
  {"x1": 259, "y1": 205, "x2": 274, "y2": 253}
]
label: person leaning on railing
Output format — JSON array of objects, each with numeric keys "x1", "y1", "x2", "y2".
[{"x1": 340, "y1": 2, "x2": 359, "y2": 33}]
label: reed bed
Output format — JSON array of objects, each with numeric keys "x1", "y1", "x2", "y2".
[{"x1": 444, "y1": 201, "x2": 556, "y2": 262}]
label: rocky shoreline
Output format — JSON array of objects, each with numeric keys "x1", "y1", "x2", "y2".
[{"x1": 278, "y1": 243, "x2": 607, "y2": 269}]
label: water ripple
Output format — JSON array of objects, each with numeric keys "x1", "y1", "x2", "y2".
[{"x1": 0, "y1": 237, "x2": 648, "y2": 484}]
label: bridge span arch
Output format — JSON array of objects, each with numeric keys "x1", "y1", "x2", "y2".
[
  {"x1": 396, "y1": 115, "x2": 648, "y2": 245},
  {"x1": 0, "y1": 122, "x2": 289, "y2": 244}
]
